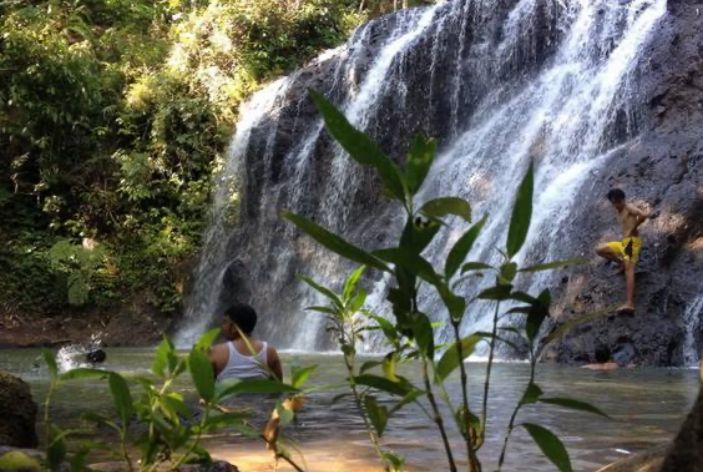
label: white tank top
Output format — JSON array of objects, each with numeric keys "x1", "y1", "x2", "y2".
[{"x1": 216, "y1": 341, "x2": 269, "y2": 381}]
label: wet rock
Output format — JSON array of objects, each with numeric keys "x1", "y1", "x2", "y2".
[{"x1": 0, "y1": 371, "x2": 38, "y2": 448}]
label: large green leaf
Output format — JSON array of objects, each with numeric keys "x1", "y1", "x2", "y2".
[
  {"x1": 539, "y1": 397, "x2": 609, "y2": 418},
  {"x1": 420, "y1": 197, "x2": 472, "y2": 222},
  {"x1": 410, "y1": 312, "x2": 434, "y2": 358},
  {"x1": 282, "y1": 211, "x2": 390, "y2": 272},
  {"x1": 520, "y1": 382, "x2": 543, "y2": 405},
  {"x1": 152, "y1": 336, "x2": 176, "y2": 377},
  {"x1": 400, "y1": 216, "x2": 441, "y2": 254},
  {"x1": 217, "y1": 379, "x2": 298, "y2": 400},
  {"x1": 195, "y1": 328, "x2": 221, "y2": 351},
  {"x1": 59, "y1": 368, "x2": 108, "y2": 381},
  {"x1": 435, "y1": 334, "x2": 481, "y2": 382},
  {"x1": 291, "y1": 365, "x2": 317, "y2": 389},
  {"x1": 405, "y1": 135, "x2": 436, "y2": 193},
  {"x1": 189, "y1": 348, "x2": 215, "y2": 401},
  {"x1": 477, "y1": 285, "x2": 512, "y2": 300},
  {"x1": 108, "y1": 373, "x2": 133, "y2": 425},
  {"x1": 519, "y1": 258, "x2": 588, "y2": 273},
  {"x1": 299, "y1": 275, "x2": 343, "y2": 309},
  {"x1": 354, "y1": 374, "x2": 411, "y2": 396},
  {"x1": 506, "y1": 161, "x2": 534, "y2": 258},
  {"x1": 445, "y1": 215, "x2": 487, "y2": 279},
  {"x1": 460, "y1": 262, "x2": 493, "y2": 274},
  {"x1": 374, "y1": 248, "x2": 440, "y2": 286},
  {"x1": 309, "y1": 89, "x2": 407, "y2": 201},
  {"x1": 526, "y1": 289, "x2": 551, "y2": 342},
  {"x1": 521, "y1": 423, "x2": 572, "y2": 472},
  {"x1": 342, "y1": 265, "x2": 366, "y2": 302},
  {"x1": 364, "y1": 395, "x2": 389, "y2": 437}
]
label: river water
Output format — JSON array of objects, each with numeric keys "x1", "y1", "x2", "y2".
[{"x1": 1, "y1": 348, "x2": 698, "y2": 471}]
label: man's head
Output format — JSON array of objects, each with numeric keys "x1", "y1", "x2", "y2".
[
  {"x1": 222, "y1": 302, "x2": 257, "y2": 340},
  {"x1": 594, "y1": 345, "x2": 612, "y2": 364},
  {"x1": 606, "y1": 188, "x2": 626, "y2": 210}
]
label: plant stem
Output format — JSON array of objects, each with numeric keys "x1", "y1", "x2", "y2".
[
  {"x1": 119, "y1": 427, "x2": 134, "y2": 472},
  {"x1": 452, "y1": 321, "x2": 481, "y2": 472},
  {"x1": 43, "y1": 379, "x2": 56, "y2": 449},
  {"x1": 479, "y1": 301, "x2": 501, "y2": 447},
  {"x1": 169, "y1": 403, "x2": 210, "y2": 471},
  {"x1": 421, "y1": 355, "x2": 457, "y2": 472},
  {"x1": 496, "y1": 346, "x2": 537, "y2": 471}
]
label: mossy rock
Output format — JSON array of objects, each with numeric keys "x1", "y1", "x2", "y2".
[
  {"x1": 0, "y1": 370, "x2": 38, "y2": 448},
  {"x1": 0, "y1": 450, "x2": 42, "y2": 471}
]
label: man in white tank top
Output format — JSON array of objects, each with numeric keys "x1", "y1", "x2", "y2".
[{"x1": 209, "y1": 303, "x2": 283, "y2": 382}]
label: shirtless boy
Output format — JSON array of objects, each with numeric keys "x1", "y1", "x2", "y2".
[{"x1": 595, "y1": 188, "x2": 650, "y2": 313}]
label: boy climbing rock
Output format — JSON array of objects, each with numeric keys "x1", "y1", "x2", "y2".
[{"x1": 595, "y1": 188, "x2": 650, "y2": 314}]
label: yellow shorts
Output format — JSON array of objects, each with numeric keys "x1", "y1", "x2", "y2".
[{"x1": 606, "y1": 237, "x2": 642, "y2": 263}]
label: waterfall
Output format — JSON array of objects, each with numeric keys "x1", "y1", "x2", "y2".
[
  {"x1": 176, "y1": 0, "x2": 668, "y2": 351},
  {"x1": 683, "y1": 293, "x2": 703, "y2": 366}
]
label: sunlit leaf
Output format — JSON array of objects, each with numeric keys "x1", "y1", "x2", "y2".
[
  {"x1": 59, "y1": 368, "x2": 107, "y2": 381},
  {"x1": 195, "y1": 328, "x2": 221, "y2": 351},
  {"x1": 283, "y1": 212, "x2": 390, "y2": 272},
  {"x1": 342, "y1": 265, "x2": 366, "y2": 302},
  {"x1": 435, "y1": 334, "x2": 481, "y2": 382},
  {"x1": 521, "y1": 423, "x2": 572, "y2": 472},
  {"x1": 309, "y1": 89, "x2": 406, "y2": 201},
  {"x1": 291, "y1": 365, "x2": 317, "y2": 389},
  {"x1": 420, "y1": 197, "x2": 471, "y2": 222},
  {"x1": 506, "y1": 161, "x2": 534, "y2": 258}
]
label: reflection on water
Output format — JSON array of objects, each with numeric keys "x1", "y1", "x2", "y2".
[{"x1": 0, "y1": 348, "x2": 698, "y2": 471}]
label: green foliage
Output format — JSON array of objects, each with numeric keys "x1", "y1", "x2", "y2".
[
  {"x1": 284, "y1": 91, "x2": 607, "y2": 472},
  {"x1": 39, "y1": 330, "x2": 317, "y2": 471},
  {"x1": 0, "y1": 0, "x2": 371, "y2": 318}
]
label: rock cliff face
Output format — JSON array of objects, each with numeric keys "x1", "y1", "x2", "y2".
[
  {"x1": 549, "y1": 0, "x2": 703, "y2": 366},
  {"x1": 180, "y1": 0, "x2": 703, "y2": 365}
]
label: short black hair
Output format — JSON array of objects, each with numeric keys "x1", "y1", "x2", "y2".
[
  {"x1": 606, "y1": 188, "x2": 626, "y2": 203},
  {"x1": 594, "y1": 345, "x2": 611, "y2": 363},
  {"x1": 225, "y1": 303, "x2": 257, "y2": 335}
]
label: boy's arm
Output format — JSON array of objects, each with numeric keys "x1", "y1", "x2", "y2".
[
  {"x1": 267, "y1": 346, "x2": 283, "y2": 381},
  {"x1": 628, "y1": 204, "x2": 650, "y2": 235}
]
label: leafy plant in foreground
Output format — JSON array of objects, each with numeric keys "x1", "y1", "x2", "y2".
[
  {"x1": 301, "y1": 267, "x2": 405, "y2": 471},
  {"x1": 38, "y1": 331, "x2": 314, "y2": 472},
  {"x1": 282, "y1": 89, "x2": 604, "y2": 472}
]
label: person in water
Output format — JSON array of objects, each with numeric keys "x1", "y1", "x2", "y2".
[
  {"x1": 209, "y1": 303, "x2": 283, "y2": 382},
  {"x1": 582, "y1": 345, "x2": 619, "y2": 370},
  {"x1": 595, "y1": 188, "x2": 650, "y2": 313}
]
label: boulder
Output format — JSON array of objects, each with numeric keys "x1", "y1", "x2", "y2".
[{"x1": 0, "y1": 371, "x2": 38, "y2": 448}]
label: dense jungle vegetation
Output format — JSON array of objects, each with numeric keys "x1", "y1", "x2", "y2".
[{"x1": 0, "y1": 0, "x2": 431, "y2": 319}]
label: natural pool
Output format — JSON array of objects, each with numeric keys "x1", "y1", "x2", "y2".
[{"x1": 0, "y1": 348, "x2": 698, "y2": 471}]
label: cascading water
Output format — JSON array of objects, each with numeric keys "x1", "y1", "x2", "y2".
[{"x1": 176, "y1": 0, "x2": 668, "y2": 351}]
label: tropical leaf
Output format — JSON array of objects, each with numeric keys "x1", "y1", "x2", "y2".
[
  {"x1": 521, "y1": 423, "x2": 572, "y2": 472},
  {"x1": 189, "y1": 348, "x2": 215, "y2": 401},
  {"x1": 299, "y1": 275, "x2": 343, "y2": 309},
  {"x1": 405, "y1": 135, "x2": 436, "y2": 193},
  {"x1": 420, "y1": 197, "x2": 471, "y2": 222},
  {"x1": 283, "y1": 212, "x2": 390, "y2": 272},
  {"x1": 539, "y1": 397, "x2": 609, "y2": 418},
  {"x1": 445, "y1": 215, "x2": 487, "y2": 279},
  {"x1": 435, "y1": 334, "x2": 481, "y2": 382},
  {"x1": 309, "y1": 89, "x2": 406, "y2": 201},
  {"x1": 108, "y1": 373, "x2": 133, "y2": 425},
  {"x1": 506, "y1": 161, "x2": 534, "y2": 258}
]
